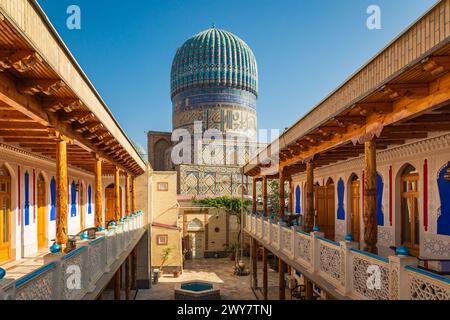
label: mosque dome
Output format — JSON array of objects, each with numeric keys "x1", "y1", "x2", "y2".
[
  {"x1": 170, "y1": 27, "x2": 258, "y2": 98},
  {"x1": 131, "y1": 141, "x2": 147, "y2": 161}
]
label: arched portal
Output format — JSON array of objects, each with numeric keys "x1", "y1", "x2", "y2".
[
  {"x1": 37, "y1": 173, "x2": 47, "y2": 249},
  {"x1": 105, "y1": 183, "x2": 122, "y2": 222},
  {"x1": 154, "y1": 139, "x2": 170, "y2": 171},
  {"x1": 0, "y1": 165, "x2": 11, "y2": 262},
  {"x1": 187, "y1": 218, "x2": 205, "y2": 259},
  {"x1": 400, "y1": 164, "x2": 420, "y2": 256},
  {"x1": 348, "y1": 174, "x2": 361, "y2": 242}
]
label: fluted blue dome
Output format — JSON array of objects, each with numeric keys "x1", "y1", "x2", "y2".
[{"x1": 171, "y1": 27, "x2": 258, "y2": 98}]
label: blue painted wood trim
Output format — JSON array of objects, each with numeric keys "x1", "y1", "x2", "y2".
[
  {"x1": 63, "y1": 246, "x2": 87, "y2": 260},
  {"x1": 405, "y1": 265, "x2": 450, "y2": 285},
  {"x1": 15, "y1": 262, "x2": 56, "y2": 288},
  {"x1": 296, "y1": 230, "x2": 311, "y2": 237},
  {"x1": 317, "y1": 236, "x2": 340, "y2": 247},
  {"x1": 90, "y1": 236, "x2": 105, "y2": 245},
  {"x1": 350, "y1": 248, "x2": 389, "y2": 263}
]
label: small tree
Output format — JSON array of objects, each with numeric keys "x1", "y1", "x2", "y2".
[
  {"x1": 192, "y1": 197, "x2": 251, "y2": 263},
  {"x1": 267, "y1": 180, "x2": 288, "y2": 218},
  {"x1": 159, "y1": 246, "x2": 174, "y2": 272}
]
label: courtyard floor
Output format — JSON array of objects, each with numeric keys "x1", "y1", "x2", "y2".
[{"x1": 136, "y1": 257, "x2": 287, "y2": 300}]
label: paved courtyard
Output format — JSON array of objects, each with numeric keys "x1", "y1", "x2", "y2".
[{"x1": 136, "y1": 257, "x2": 285, "y2": 300}]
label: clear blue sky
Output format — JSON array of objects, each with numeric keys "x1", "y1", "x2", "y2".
[{"x1": 38, "y1": 0, "x2": 438, "y2": 150}]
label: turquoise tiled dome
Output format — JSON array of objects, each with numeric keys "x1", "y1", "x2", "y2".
[{"x1": 171, "y1": 27, "x2": 258, "y2": 98}]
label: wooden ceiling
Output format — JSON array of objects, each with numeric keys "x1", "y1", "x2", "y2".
[
  {"x1": 246, "y1": 47, "x2": 450, "y2": 178},
  {"x1": 0, "y1": 11, "x2": 144, "y2": 176}
]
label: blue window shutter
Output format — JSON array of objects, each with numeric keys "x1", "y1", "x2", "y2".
[
  {"x1": 71, "y1": 181, "x2": 77, "y2": 217},
  {"x1": 437, "y1": 162, "x2": 450, "y2": 235},
  {"x1": 24, "y1": 171, "x2": 29, "y2": 225},
  {"x1": 377, "y1": 173, "x2": 384, "y2": 226},
  {"x1": 337, "y1": 178, "x2": 345, "y2": 220},
  {"x1": 50, "y1": 177, "x2": 56, "y2": 221},
  {"x1": 295, "y1": 186, "x2": 301, "y2": 214},
  {"x1": 88, "y1": 185, "x2": 92, "y2": 214}
]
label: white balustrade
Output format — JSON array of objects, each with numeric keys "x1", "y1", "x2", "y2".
[
  {"x1": 0, "y1": 214, "x2": 144, "y2": 300},
  {"x1": 245, "y1": 215, "x2": 450, "y2": 301}
]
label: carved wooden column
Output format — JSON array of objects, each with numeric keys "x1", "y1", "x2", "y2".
[
  {"x1": 278, "y1": 257, "x2": 286, "y2": 300},
  {"x1": 364, "y1": 140, "x2": 378, "y2": 254},
  {"x1": 114, "y1": 166, "x2": 121, "y2": 221},
  {"x1": 131, "y1": 176, "x2": 136, "y2": 213},
  {"x1": 263, "y1": 247, "x2": 268, "y2": 300},
  {"x1": 252, "y1": 177, "x2": 257, "y2": 214},
  {"x1": 56, "y1": 135, "x2": 68, "y2": 245},
  {"x1": 287, "y1": 179, "x2": 293, "y2": 214},
  {"x1": 262, "y1": 176, "x2": 268, "y2": 215},
  {"x1": 279, "y1": 168, "x2": 285, "y2": 217},
  {"x1": 94, "y1": 156, "x2": 103, "y2": 228},
  {"x1": 125, "y1": 173, "x2": 131, "y2": 216},
  {"x1": 305, "y1": 161, "x2": 315, "y2": 232},
  {"x1": 251, "y1": 238, "x2": 258, "y2": 288}
]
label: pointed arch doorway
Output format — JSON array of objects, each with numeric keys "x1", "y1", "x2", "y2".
[
  {"x1": 349, "y1": 174, "x2": 361, "y2": 243},
  {"x1": 105, "y1": 184, "x2": 122, "y2": 222},
  {"x1": 315, "y1": 178, "x2": 335, "y2": 240}
]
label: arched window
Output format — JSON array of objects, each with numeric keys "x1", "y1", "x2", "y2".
[
  {"x1": 337, "y1": 178, "x2": 345, "y2": 220},
  {"x1": 71, "y1": 181, "x2": 77, "y2": 217},
  {"x1": 87, "y1": 185, "x2": 92, "y2": 214},
  {"x1": 400, "y1": 164, "x2": 419, "y2": 256},
  {"x1": 437, "y1": 162, "x2": 450, "y2": 235},
  {"x1": 295, "y1": 185, "x2": 301, "y2": 214},
  {"x1": 377, "y1": 172, "x2": 384, "y2": 226},
  {"x1": 24, "y1": 171, "x2": 30, "y2": 226},
  {"x1": 50, "y1": 177, "x2": 56, "y2": 221}
]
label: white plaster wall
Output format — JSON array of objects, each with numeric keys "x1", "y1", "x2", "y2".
[
  {"x1": 0, "y1": 143, "x2": 97, "y2": 260},
  {"x1": 291, "y1": 133, "x2": 450, "y2": 259}
]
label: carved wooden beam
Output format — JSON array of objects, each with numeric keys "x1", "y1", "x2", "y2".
[
  {"x1": 42, "y1": 98, "x2": 83, "y2": 113},
  {"x1": 18, "y1": 79, "x2": 65, "y2": 96},
  {"x1": 0, "y1": 50, "x2": 42, "y2": 73},
  {"x1": 354, "y1": 102, "x2": 393, "y2": 116},
  {"x1": 381, "y1": 83, "x2": 429, "y2": 100},
  {"x1": 422, "y1": 56, "x2": 450, "y2": 76}
]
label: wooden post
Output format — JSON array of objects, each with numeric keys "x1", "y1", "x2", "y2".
[
  {"x1": 125, "y1": 257, "x2": 131, "y2": 300},
  {"x1": 262, "y1": 176, "x2": 268, "y2": 216},
  {"x1": 114, "y1": 267, "x2": 121, "y2": 300},
  {"x1": 252, "y1": 177, "x2": 257, "y2": 214},
  {"x1": 364, "y1": 140, "x2": 378, "y2": 254},
  {"x1": 114, "y1": 167, "x2": 121, "y2": 221},
  {"x1": 251, "y1": 238, "x2": 258, "y2": 288},
  {"x1": 125, "y1": 173, "x2": 131, "y2": 216},
  {"x1": 305, "y1": 161, "x2": 315, "y2": 232},
  {"x1": 287, "y1": 179, "x2": 293, "y2": 214},
  {"x1": 131, "y1": 176, "x2": 136, "y2": 213},
  {"x1": 56, "y1": 135, "x2": 68, "y2": 245},
  {"x1": 94, "y1": 156, "x2": 103, "y2": 228},
  {"x1": 131, "y1": 248, "x2": 137, "y2": 290},
  {"x1": 305, "y1": 278, "x2": 314, "y2": 300},
  {"x1": 278, "y1": 257, "x2": 286, "y2": 300},
  {"x1": 279, "y1": 168, "x2": 285, "y2": 217},
  {"x1": 263, "y1": 247, "x2": 268, "y2": 300}
]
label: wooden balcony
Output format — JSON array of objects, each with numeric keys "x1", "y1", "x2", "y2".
[
  {"x1": 245, "y1": 213, "x2": 450, "y2": 300},
  {"x1": 0, "y1": 212, "x2": 144, "y2": 300}
]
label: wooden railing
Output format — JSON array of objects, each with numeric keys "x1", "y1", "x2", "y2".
[
  {"x1": 245, "y1": 213, "x2": 450, "y2": 300},
  {"x1": 0, "y1": 211, "x2": 144, "y2": 300}
]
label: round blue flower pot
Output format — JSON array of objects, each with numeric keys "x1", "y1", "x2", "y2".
[
  {"x1": 119, "y1": 218, "x2": 124, "y2": 223},
  {"x1": 50, "y1": 243, "x2": 61, "y2": 254},
  {"x1": 80, "y1": 232, "x2": 89, "y2": 240},
  {"x1": 98, "y1": 226, "x2": 105, "y2": 232},
  {"x1": 313, "y1": 226, "x2": 321, "y2": 232},
  {"x1": 0, "y1": 267, "x2": 6, "y2": 280},
  {"x1": 396, "y1": 246, "x2": 410, "y2": 256},
  {"x1": 110, "y1": 221, "x2": 116, "y2": 227},
  {"x1": 344, "y1": 234, "x2": 354, "y2": 242}
]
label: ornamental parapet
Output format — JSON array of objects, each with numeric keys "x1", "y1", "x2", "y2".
[
  {"x1": 244, "y1": 213, "x2": 450, "y2": 300},
  {"x1": 0, "y1": 212, "x2": 144, "y2": 300}
]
